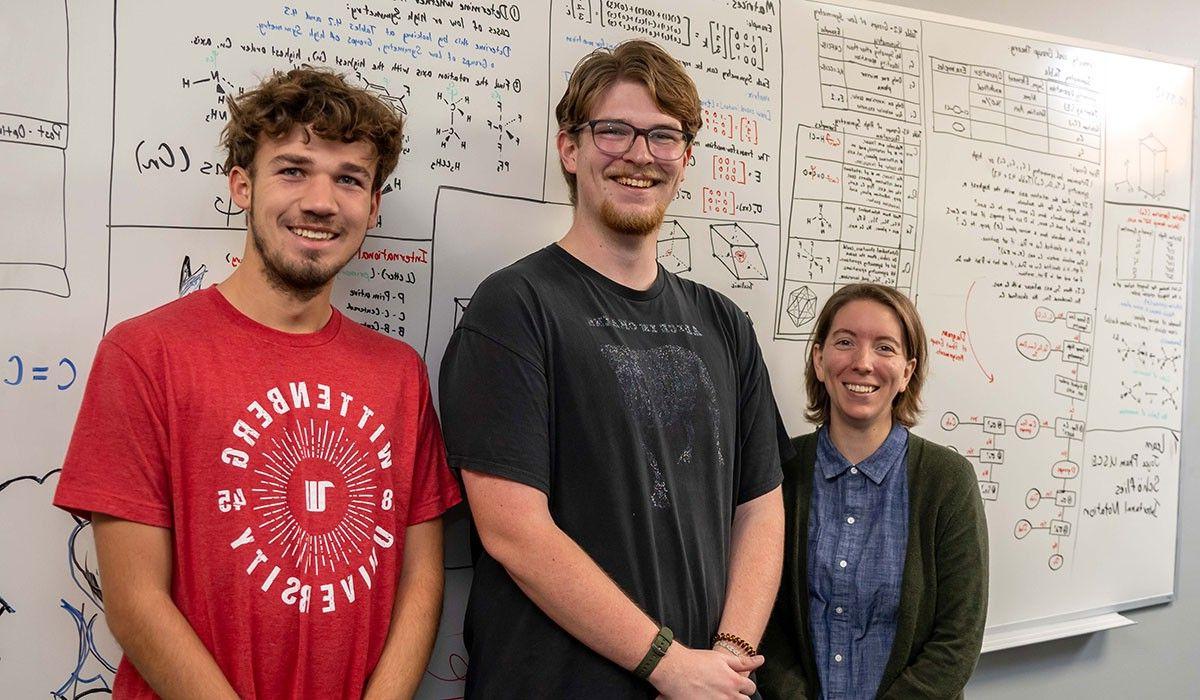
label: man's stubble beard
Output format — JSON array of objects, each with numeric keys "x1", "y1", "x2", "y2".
[{"x1": 248, "y1": 204, "x2": 347, "y2": 302}]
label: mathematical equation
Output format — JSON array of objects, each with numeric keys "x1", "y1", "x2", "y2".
[{"x1": 3, "y1": 355, "x2": 77, "y2": 390}]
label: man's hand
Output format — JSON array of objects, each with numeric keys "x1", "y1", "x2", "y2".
[
  {"x1": 713, "y1": 641, "x2": 754, "y2": 678},
  {"x1": 649, "y1": 644, "x2": 763, "y2": 699}
]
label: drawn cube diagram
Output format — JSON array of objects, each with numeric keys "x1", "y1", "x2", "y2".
[
  {"x1": 656, "y1": 220, "x2": 691, "y2": 273},
  {"x1": 1138, "y1": 134, "x2": 1166, "y2": 198},
  {"x1": 710, "y1": 223, "x2": 768, "y2": 281},
  {"x1": 786, "y1": 285, "x2": 819, "y2": 328}
]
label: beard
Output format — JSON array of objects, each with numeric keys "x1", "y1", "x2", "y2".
[
  {"x1": 248, "y1": 205, "x2": 346, "y2": 301},
  {"x1": 598, "y1": 197, "x2": 668, "y2": 237},
  {"x1": 596, "y1": 163, "x2": 672, "y2": 237}
]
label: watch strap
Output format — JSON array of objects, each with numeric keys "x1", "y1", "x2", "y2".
[{"x1": 633, "y1": 625, "x2": 674, "y2": 680}]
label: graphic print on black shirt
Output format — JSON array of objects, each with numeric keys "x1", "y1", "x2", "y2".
[{"x1": 600, "y1": 344, "x2": 725, "y2": 509}]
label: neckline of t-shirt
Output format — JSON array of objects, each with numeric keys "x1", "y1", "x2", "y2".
[
  {"x1": 547, "y1": 243, "x2": 667, "y2": 302},
  {"x1": 202, "y1": 286, "x2": 344, "y2": 348}
]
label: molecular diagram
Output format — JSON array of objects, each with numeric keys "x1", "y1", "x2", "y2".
[
  {"x1": 793, "y1": 238, "x2": 831, "y2": 276},
  {"x1": 436, "y1": 88, "x2": 471, "y2": 149},
  {"x1": 486, "y1": 93, "x2": 522, "y2": 153},
  {"x1": 805, "y1": 202, "x2": 834, "y2": 237}
]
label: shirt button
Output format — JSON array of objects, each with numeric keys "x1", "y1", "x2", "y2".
[
  {"x1": 850, "y1": 467, "x2": 859, "y2": 475},
  {"x1": 846, "y1": 516, "x2": 856, "y2": 524},
  {"x1": 835, "y1": 654, "x2": 843, "y2": 662},
  {"x1": 839, "y1": 559, "x2": 848, "y2": 568},
  {"x1": 835, "y1": 606, "x2": 844, "y2": 614}
]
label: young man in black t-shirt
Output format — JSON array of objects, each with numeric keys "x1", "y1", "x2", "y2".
[{"x1": 439, "y1": 40, "x2": 788, "y2": 699}]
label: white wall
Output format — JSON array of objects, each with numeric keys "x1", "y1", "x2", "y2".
[{"x1": 884, "y1": 0, "x2": 1200, "y2": 696}]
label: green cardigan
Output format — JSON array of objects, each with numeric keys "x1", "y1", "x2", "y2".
[{"x1": 759, "y1": 431, "x2": 989, "y2": 699}]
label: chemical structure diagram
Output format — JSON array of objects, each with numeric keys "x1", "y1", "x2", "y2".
[
  {"x1": 1112, "y1": 333, "x2": 1181, "y2": 373},
  {"x1": 1110, "y1": 331, "x2": 1182, "y2": 412},
  {"x1": 486, "y1": 92, "x2": 522, "y2": 153},
  {"x1": 486, "y1": 91, "x2": 523, "y2": 172},
  {"x1": 435, "y1": 87, "x2": 471, "y2": 150},
  {"x1": 1120, "y1": 379, "x2": 1180, "y2": 410},
  {"x1": 791, "y1": 237, "x2": 831, "y2": 276},
  {"x1": 805, "y1": 201, "x2": 834, "y2": 237},
  {"x1": 941, "y1": 304, "x2": 1096, "y2": 572},
  {"x1": 355, "y1": 70, "x2": 410, "y2": 115},
  {"x1": 179, "y1": 69, "x2": 244, "y2": 124}
]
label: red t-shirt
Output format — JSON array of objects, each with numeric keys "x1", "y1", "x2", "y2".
[{"x1": 54, "y1": 287, "x2": 461, "y2": 699}]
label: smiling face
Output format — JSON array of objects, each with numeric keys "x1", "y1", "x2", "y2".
[
  {"x1": 229, "y1": 125, "x2": 381, "y2": 299},
  {"x1": 557, "y1": 80, "x2": 689, "y2": 238},
  {"x1": 813, "y1": 299, "x2": 917, "y2": 437}
]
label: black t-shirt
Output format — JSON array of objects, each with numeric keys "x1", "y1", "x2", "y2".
[{"x1": 439, "y1": 244, "x2": 787, "y2": 698}]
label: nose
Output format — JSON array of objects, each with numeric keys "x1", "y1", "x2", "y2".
[
  {"x1": 850, "y1": 345, "x2": 873, "y2": 372},
  {"x1": 623, "y1": 132, "x2": 655, "y2": 165},
  {"x1": 301, "y1": 175, "x2": 338, "y2": 217}
]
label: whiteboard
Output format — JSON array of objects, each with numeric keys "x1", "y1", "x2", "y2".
[{"x1": 0, "y1": 0, "x2": 1191, "y2": 696}]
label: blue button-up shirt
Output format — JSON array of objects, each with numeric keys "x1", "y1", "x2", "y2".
[{"x1": 807, "y1": 423, "x2": 909, "y2": 699}]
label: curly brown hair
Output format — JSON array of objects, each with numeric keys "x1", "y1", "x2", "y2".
[
  {"x1": 221, "y1": 66, "x2": 403, "y2": 192},
  {"x1": 804, "y1": 283, "x2": 928, "y2": 427},
  {"x1": 555, "y1": 40, "x2": 702, "y2": 204}
]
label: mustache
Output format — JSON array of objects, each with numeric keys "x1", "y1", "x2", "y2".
[
  {"x1": 606, "y1": 166, "x2": 667, "y2": 181},
  {"x1": 285, "y1": 216, "x2": 341, "y2": 231}
]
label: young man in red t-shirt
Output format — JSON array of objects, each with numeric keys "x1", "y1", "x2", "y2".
[{"x1": 54, "y1": 67, "x2": 460, "y2": 699}]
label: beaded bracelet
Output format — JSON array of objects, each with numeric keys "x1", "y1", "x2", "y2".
[{"x1": 713, "y1": 632, "x2": 756, "y2": 657}]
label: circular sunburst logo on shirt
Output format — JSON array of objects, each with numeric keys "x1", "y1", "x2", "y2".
[{"x1": 217, "y1": 381, "x2": 397, "y2": 614}]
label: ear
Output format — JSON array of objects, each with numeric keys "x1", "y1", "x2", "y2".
[
  {"x1": 557, "y1": 129, "x2": 579, "y2": 175},
  {"x1": 368, "y1": 187, "x2": 382, "y2": 230},
  {"x1": 229, "y1": 166, "x2": 253, "y2": 210},
  {"x1": 899, "y1": 357, "x2": 916, "y2": 392},
  {"x1": 674, "y1": 144, "x2": 693, "y2": 192},
  {"x1": 812, "y1": 343, "x2": 827, "y2": 382}
]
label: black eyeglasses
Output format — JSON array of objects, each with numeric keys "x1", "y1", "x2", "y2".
[{"x1": 569, "y1": 120, "x2": 694, "y2": 161}]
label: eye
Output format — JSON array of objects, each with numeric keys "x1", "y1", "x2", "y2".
[
  {"x1": 595, "y1": 121, "x2": 633, "y2": 137},
  {"x1": 833, "y1": 338, "x2": 853, "y2": 348},
  {"x1": 279, "y1": 166, "x2": 303, "y2": 177},
  {"x1": 337, "y1": 174, "x2": 365, "y2": 187},
  {"x1": 877, "y1": 344, "x2": 896, "y2": 355},
  {"x1": 649, "y1": 129, "x2": 684, "y2": 144}
]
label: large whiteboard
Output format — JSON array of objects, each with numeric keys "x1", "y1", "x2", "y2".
[{"x1": 0, "y1": 0, "x2": 1192, "y2": 696}]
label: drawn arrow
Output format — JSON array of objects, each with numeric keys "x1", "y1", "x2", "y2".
[
  {"x1": 965, "y1": 280, "x2": 995, "y2": 383},
  {"x1": 214, "y1": 195, "x2": 244, "y2": 226}
]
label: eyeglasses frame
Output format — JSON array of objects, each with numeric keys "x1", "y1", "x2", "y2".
[{"x1": 568, "y1": 119, "x2": 695, "y2": 161}]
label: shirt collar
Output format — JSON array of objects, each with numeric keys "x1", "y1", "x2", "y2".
[{"x1": 816, "y1": 423, "x2": 909, "y2": 485}]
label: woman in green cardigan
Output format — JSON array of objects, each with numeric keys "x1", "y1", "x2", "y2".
[{"x1": 759, "y1": 283, "x2": 988, "y2": 699}]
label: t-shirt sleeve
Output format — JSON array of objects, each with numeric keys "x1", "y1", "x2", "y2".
[
  {"x1": 734, "y1": 318, "x2": 788, "y2": 504},
  {"x1": 53, "y1": 337, "x2": 173, "y2": 528},
  {"x1": 406, "y1": 362, "x2": 462, "y2": 525},
  {"x1": 439, "y1": 309, "x2": 550, "y2": 493}
]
